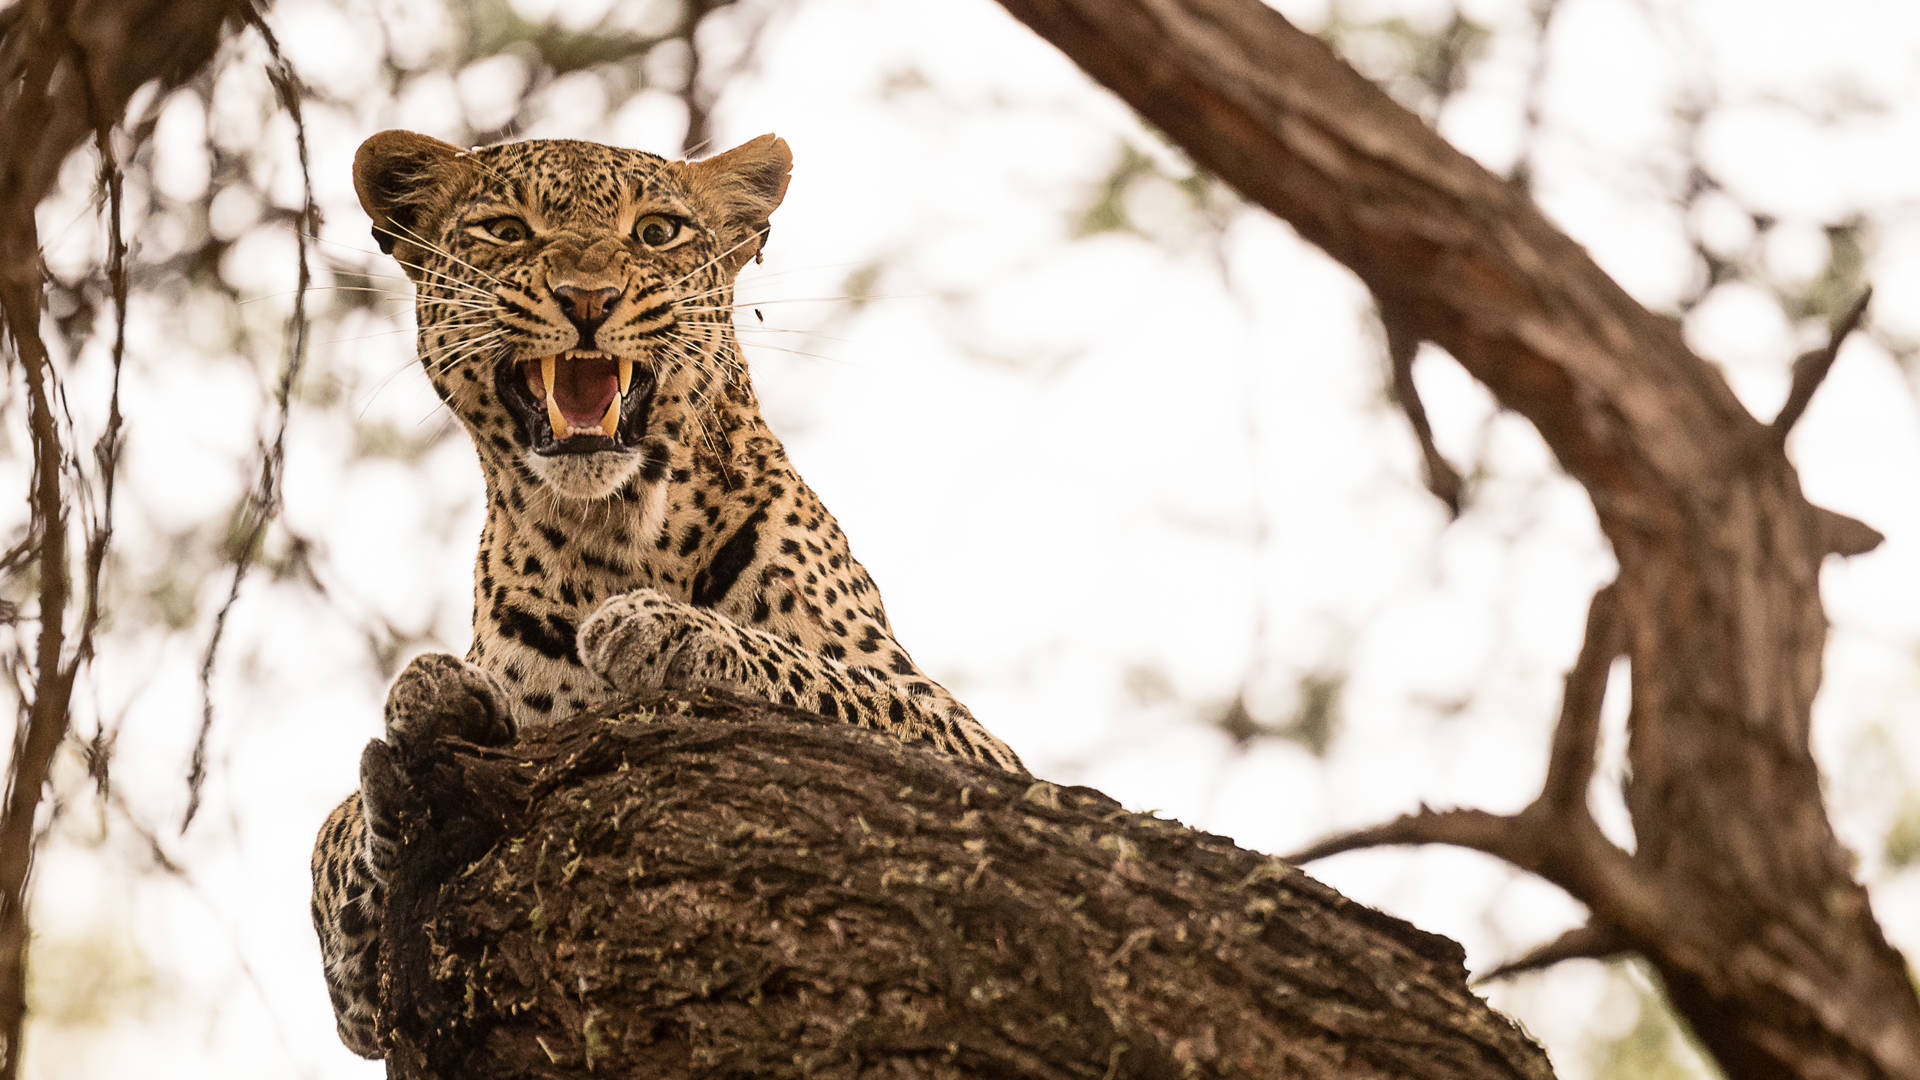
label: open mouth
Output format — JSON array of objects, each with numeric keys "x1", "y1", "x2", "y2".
[{"x1": 495, "y1": 350, "x2": 656, "y2": 455}]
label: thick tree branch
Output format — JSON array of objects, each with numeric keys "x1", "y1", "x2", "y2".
[
  {"x1": 380, "y1": 690, "x2": 1556, "y2": 1079},
  {"x1": 987, "y1": 2, "x2": 1919, "y2": 1076},
  {"x1": 0, "y1": 0, "x2": 255, "y2": 218}
]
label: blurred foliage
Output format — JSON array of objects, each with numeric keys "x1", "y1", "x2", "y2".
[
  {"x1": 1218, "y1": 672, "x2": 1344, "y2": 757},
  {"x1": 26, "y1": 930, "x2": 161, "y2": 1029},
  {"x1": 1071, "y1": 144, "x2": 1235, "y2": 244},
  {"x1": 1590, "y1": 968, "x2": 1715, "y2": 1080},
  {"x1": 458, "y1": 0, "x2": 685, "y2": 76},
  {"x1": 1887, "y1": 799, "x2": 1920, "y2": 870},
  {"x1": 1325, "y1": 10, "x2": 1495, "y2": 108}
]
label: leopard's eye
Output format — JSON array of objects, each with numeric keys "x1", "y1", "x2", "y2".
[
  {"x1": 634, "y1": 213, "x2": 685, "y2": 249},
  {"x1": 473, "y1": 216, "x2": 530, "y2": 244}
]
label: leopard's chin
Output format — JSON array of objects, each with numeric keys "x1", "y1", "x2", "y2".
[{"x1": 524, "y1": 451, "x2": 648, "y2": 500}]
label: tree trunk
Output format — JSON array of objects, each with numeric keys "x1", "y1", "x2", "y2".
[
  {"x1": 984, "y1": 2, "x2": 1920, "y2": 1077},
  {"x1": 378, "y1": 688, "x2": 1554, "y2": 1079}
]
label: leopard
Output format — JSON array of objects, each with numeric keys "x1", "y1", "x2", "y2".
[{"x1": 309, "y1": 130, "x2": 1026, "y2": 1059}]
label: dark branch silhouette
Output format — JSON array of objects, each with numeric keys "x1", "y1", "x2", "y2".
[{"x1": 0, "y1": 2, "x2": 259, "y2": 1073}]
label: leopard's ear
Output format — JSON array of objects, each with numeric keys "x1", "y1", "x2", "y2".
[
  {"x1": 678, "y1": 134, "x2": 792, "y2": 273},
  {"x1": 353, "y1": 131, "x2": 469, "y2": 259}
]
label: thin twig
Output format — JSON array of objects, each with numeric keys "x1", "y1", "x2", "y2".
[
  {"x1": 61, "y1": 24, "x2": 132, "y2": 812},
  {"x1": 73, "y1": 33, "x2": 128, "y2": 671},
  {"x1": 1379, "y1": 301, "x2": 1465, "y2": 517},
  {"x1": 186, "y1": 19, "x2": 316, "y2": 831},
  {"x1": 1773, "y1": 286, "x2": 1872, "y2": 442},
  {"x1": 1538, "y1": 583, "x2": 1622, "y2": 816}
]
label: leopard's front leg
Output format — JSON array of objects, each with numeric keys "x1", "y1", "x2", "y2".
[
  {"x1": 310, "y1": 653, "x2": 514, "y2": 1058},
  {"x1": 579, "y1": 588, "x2": 1026, "y2": 774}
]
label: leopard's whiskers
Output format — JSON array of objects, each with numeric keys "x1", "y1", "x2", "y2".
[
  {"x1": 356, "y1": 329, "x2": 508, "y2": 414},
  {"x1": 377, "y1": 220, "x2": 510, "y2": 289},
  {"x1": 674, "y1": 315, "x2": 846, "y2": 343},
  {"x1": 328, "y1": 315, "x2": 494, "y2": 348},
  {"x1": 241, "y1": 284, "x2": 412, "y2": 305},
  {"x1": 664, "y1": 230, "x2": 767, "y2": 292},
  {"x1": 310, "y1": 235, "x2": 498, "y2": 300},
  {"x1": 657, "y1": 334, "x2": 730, "y2": 469},
  {"x1": 422, "y1": 329, "x2": 510, "y2": 375}
]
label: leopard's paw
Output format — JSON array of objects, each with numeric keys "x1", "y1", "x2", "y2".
[
  {"x1": 383, "y1": 652, "x2": 514, "y2": 752},
  {"x1": 578, "y1": 589, "x2": 753, "y2": 697},
  {"x1": 358, "y1": 739, "x2": 405, "y2": 886}
]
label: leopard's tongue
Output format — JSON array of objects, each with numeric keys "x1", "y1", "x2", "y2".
[{"x1": 529, "y1": 354, "x2": 625, "y2": 437}]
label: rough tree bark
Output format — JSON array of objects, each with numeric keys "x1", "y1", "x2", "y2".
[
  {"x1": 984, "y1": 1, "x2": 1919, "y2": 1078},
  {"x1": 379, "y1": 688, "x2": 1553, "y2": 1079}
]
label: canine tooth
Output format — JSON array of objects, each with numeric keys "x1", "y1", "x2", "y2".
[
  {"x1": 541, "y1": 356, "x2": 567, "y2": 436},
  {"x1": 599, "y1": 395, "x2": 620, "y2": 438},
  {"x1": 618, "y1": 358, "x2": 633, "y2": 396}
]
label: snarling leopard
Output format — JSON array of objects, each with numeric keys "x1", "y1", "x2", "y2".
[{"x1": 310, "y1": 131, "x2": 1026, "y2": 1058}]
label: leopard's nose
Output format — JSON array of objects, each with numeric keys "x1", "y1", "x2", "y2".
[{"x1": 552, "y1": 285, "x2": 622, "y2": 343}]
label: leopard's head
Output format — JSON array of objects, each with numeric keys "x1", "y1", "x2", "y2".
[{"x1": 353, "y1": 131, "x2": 791, "y2": 499}]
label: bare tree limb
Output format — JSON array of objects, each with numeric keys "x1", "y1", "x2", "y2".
[
  {"x1": 987, "y1": 2, "x2": 1919, "y2": 1075},
  {"x1": 1282, "y1": 799, "x2": 1651, "y2": 948},
  {"x1": 1474, "y1": 922, "x2": 1627, "y2": 985},
  {"x1": 1285, "y1": 806, "x2": 1539, "y2": 871},
  {"x1": 1284, "y1": 580, "x2": 1656, "y2": 993}
]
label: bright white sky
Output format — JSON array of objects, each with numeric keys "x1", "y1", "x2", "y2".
[{"x1": 18, "y1": 0, "x2": 1920, "y2": 1076}]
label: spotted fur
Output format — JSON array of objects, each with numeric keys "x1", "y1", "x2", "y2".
[{"x1": 310, "y1": 132, "x2": 1024, "y2": 1058}]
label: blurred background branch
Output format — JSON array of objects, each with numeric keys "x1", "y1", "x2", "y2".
[{"x1": 0, "y1": 2, "x2": 257, "y2": 1075}]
